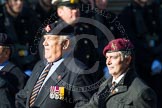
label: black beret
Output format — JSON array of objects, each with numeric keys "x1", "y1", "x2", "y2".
[
  {"x1": 52, "y1": 0, "x2": 80, "y2": 8},
  {"x1": 0, "y1": 33, "x2": 13, "y2": 46},
  {"x1": 43, "y1": 21, "x2": 74, "y2": 36}
]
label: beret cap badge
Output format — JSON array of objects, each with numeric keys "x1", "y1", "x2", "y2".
[
  {"x1": 70, "y1": 0, "x2": 79, "y2": 4},
  {"x1": 45, "y1": 25, "x2": 51, "y2": 33},
  {"x1": 52, "y1": 0, "x2": 79, "y2": 6},
  {"x1": 111, "y1": 43, "x2": 117, "y2": 51},
  {"x1": 43, "y1": 21, "x2": 74, "y2": 36}
]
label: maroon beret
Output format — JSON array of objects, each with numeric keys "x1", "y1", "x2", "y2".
[{"x1": 103, "y1": 38, "x2": 134, "y2": 56}]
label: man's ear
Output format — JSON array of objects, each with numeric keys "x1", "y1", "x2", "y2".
[
  {"x1": 57, "y1": 8, "x2": 62, "y2": 17},
  {"x1": 62, "y1": 39, "x2": 70, "y2": 50},
  {"x1": 125, "y1": 56, "x2": 132, "y2": 65}
]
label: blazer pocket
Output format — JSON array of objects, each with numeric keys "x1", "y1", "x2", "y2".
[{"x1": 114, "y1": 98, "x2": 134, "y2": 108}]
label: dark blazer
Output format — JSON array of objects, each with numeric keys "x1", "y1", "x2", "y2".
[
  {"x1": 16, "y1": 56, "x2": 96, "y2": 108},
  {"x1": 0, "y1": 76, "x2": 14, "y2": 108},
  {"x1": 0, "y1": 61, "x2": 27, "y2": 108},
  {"x1": 1, "y1": 62, "x2": 27, "y2": 92},
  {"x1": 81, "y1": 68, "x2": 157, "y2": 108}
]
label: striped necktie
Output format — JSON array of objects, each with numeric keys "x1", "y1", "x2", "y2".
[
  {"x1": 29, "y1": 63, "x2": 53, "y2": 107},
  {"x1": 110, "y1": 82, "x2": 117, "y2": 93},
  {"x1": 98, "y1": 82, "x2": 117, "y2": 108}
]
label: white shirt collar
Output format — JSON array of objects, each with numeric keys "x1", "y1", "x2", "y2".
[
  {"x1": 112, "y1": 72, "x2": 126, "y2": 84},
  {"x1": 40, "y1": 58, "x2": 65, "y2": 91}
]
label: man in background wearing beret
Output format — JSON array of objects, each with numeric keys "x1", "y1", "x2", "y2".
[
  {"x1": 16, "y1": 22, "x2": 96, "y2": 108},
  {"x1": 0, "y1": 33, "x2": 27, "y2": 108},
  {"x1": 81, "y1": 38, "x2": 157, "y2": 108}
]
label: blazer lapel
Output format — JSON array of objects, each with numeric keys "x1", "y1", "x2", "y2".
[
  {"x1": 33, "y1": 61, "x2": 67, "y2": 106},
  {"x1": 105, "y1": 75, "x2": 128, "y2": 100},
  {"x1": 105, "y1": 69, "x2": 137, "y2": 101},
  {"x1": 26, "y1": 62, "x2": 45, "y2": 107},
  {"x1": 109, "y1": 85, "x2": 127, "y2": 95}
]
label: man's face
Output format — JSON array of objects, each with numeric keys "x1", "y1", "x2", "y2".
[
  {"x1": 0, "y1": 46, "x2": 3, "y2": 57},
  {"x1": 43, "y1": 35, "x2": 63, "y2": 62},
  {"x1": 57, "y1": 6, "x2": 80, "y2": 25},
  {"x1": 0, "y1": 46, "x2": 10, "y2": 62},
  {"x1": 0, "y1": 46, "x2": 4, "y2": 62},
  {"x1": 7, "y1": 0, "x2": 24, "y2": 14},
  {"x1": 139, "y1": 0, "x2": 149, "y2": 3},
  {"x1": 42, "y1": 0, "x2": 52, "y2": 7},
  {"x1": 135, "y1": 0, "x2": 151, "y2": 6},
  {"x1": 106, "y1": 52, "x2": 130, "y2": 79},
  {"x1": 95, "y1": 0, "x2": 107, "y2": 10}
]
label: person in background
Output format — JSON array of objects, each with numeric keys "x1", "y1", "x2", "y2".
[
  {"x1": 93, "y1": 0, "x2": 127, "y2": 78},
  {"x1": 0, "y1": 33, "x2": 27, "y2": 108},
  {"x1": 15, "y1": 21, "x2": 96, "y2": 108},
  {"x1": 118, "y1": 1, "x2": 162, "y2": 107},
  {"x1": 118, "y1": 0, "x2": 161, "y2": 82},
  {"x1": 30, "y1": 0, "x2": 57, "y2": 23},
  {"x1": 81, "y1": 38, "x2": 157, "y2": 108},
  {"x1": 0, "y1": 0, "x2": 41, "y2": 72}
]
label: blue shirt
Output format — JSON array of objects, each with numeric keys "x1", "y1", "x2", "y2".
[
  {"x1": 41, "y1": 58, "x2": 64, "y2": 87},
  {"x1": 0, "y1": 61, "x2": 9, "y2": 70}
]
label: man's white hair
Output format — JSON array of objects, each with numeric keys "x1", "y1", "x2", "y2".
[
  {"x1": 58, "y1": 34, "x2": 76, "y2": 49},
  {"x1": 118, "y1": 51, "x2": 132, "y2": 61}
]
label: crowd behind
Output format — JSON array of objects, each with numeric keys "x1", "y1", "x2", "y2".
[{"x1": 0, "y1": 0, "x2": 162, "y2": 107}]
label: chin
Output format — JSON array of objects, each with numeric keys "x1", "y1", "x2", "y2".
[
  {"x1": 109, "y1": 71, "x2": 113, "y2": 75},
  {"x1": 44, "y1": 55, "x2": 50, "y2": 59}
]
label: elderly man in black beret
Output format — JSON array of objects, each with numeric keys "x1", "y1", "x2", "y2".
[
  {"x1": 81, "y1": 38, "x2": 157, "y2": 108},
  {"x1": 0, "y1": 33, "x2": 27, "y2": 108},
  {"x1": 16, "y1": 22, "x2": 96, "y2": 108}
]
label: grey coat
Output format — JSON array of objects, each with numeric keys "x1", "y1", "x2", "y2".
[{"x1": 82, "y1": 68, "x2": 157, "y2": 108}]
